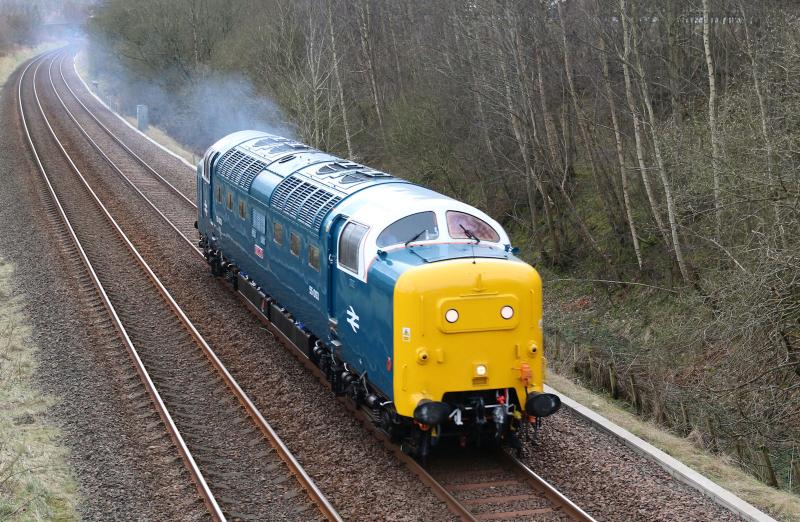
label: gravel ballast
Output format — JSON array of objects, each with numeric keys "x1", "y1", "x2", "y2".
[{"x1": 1, "y1": 57, "x2": 207, "y2": 521}]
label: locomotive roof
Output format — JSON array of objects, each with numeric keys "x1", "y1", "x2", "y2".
[
  {"x1": 210, "y1": 130, "x2": 406, "y2": 196},
  {"x1": 209, "y1": 131, "x2": 507, "y2": 247}
]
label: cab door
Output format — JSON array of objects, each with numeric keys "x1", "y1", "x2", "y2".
[
  {"x1": 326, "y1": 214, "x2": 347, "y2": 322},
  {"x1": 327, "y1": 219, "x2": 369, "y2": 365},
  {"x1": 203, "y1": 150, "x2": 219, "y2": 222}
]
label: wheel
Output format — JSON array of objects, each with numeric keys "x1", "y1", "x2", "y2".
[{"x1": 211, "y1": 257, "x2": 222, "y2": 277}]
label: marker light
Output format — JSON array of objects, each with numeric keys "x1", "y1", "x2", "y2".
[
  {"x1": 476, "y1": 364, "x2": 487, "y2": 376},
  {"x1": 500, "y1": 305, "x2": 514, "y2": 319},
  {"x1": 445, "y1": 309, "x2": 459, "y2": 323}
]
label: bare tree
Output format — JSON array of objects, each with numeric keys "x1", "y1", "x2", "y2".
[
  {"x1": 326, "y1": 0, "x2": 353, "y2": 158},
  {"x1": 703, "y1": 0, "x2": 724, "y2": 240},
  {"x1": 599, "y1": 30, "x2": 643, "y2": 269}
]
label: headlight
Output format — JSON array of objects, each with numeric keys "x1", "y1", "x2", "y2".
[
  {"x1": 476, "y1": 364, "x2": 487, "y2": 376},
  {"x1": 445, "y1": 309, "x2": 459, "y2": 323},
  {"x1": 500, "y1": 305, "x2": 514, "y2": 319}
]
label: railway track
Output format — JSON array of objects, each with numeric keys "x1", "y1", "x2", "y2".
[
  {"x1": 254, "y1": 301, "x2": 595, "y2": 521},
  {"x1": 42, "y1": 47, "x2": 598, "y2": 521},
  {"x1": 18, "y1": 50, "x2": 340, "y2": 522},
  {"x1": 426, "y1": 450, "x2": 594, "y2": 521}
]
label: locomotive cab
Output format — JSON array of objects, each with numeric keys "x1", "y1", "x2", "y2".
[{"x1": 331, "y1": 185, "x2": 560, "y2": 458}]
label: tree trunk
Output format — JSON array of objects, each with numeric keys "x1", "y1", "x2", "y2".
[
  {"x1": 665, "y1": 0, "x2": 681, "y2": 122},
  {"x1": 740, "y1": 3, "x2": 785, "y2": 249},
  {"x1": 506, "y1": 3, "x2": 561, "y2": 263},
  {"x1": 630, "y1": 0, "x2": 691, "y2": 283},
  {"x1": 599, "y1": 32, "x2": 643, "y2": 269},
  {"x1": 703, "y1": 0, "x2": 724, "y2": 240},
  {"x1": 326, "y1": 0, "x2": 353, "y2": 158},
  {"x1": 557, "y1": 1, "x2": 619, "y2": 273},
  {"x1": 495, "y1": 12, "x2": 544, "y2": 259},
  {"x1": 618, "y1": 0, "x2": 671, "y2": 256},
  {"x1": 467, "y1": 20, "x2": 500, "y2": 212},
  {"x1": 356, "y1": 0, "x2": 384, "y2": 135}
]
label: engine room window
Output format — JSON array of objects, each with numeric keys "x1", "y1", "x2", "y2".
[
  {"x1": 273, "y1": 221, "x2": 284, "y2": 245},
  {"x1": 215, "y1": 185, "x2": 222, "y2": 203},
  {"x1": 226, "y1": 192, "x2": 234, "y2": 210},
  {"x1": 252, "y1": 208, "x2": 266, "y2": 234},
  {"x1": 290, "y1": 232, "x2": 301, "y2": 257},
  {"x1": 446, "y1": 211, "x2": 500, "y2": 242},
  {"x1": 377, "y1": 211, "x2": 439, "y2": 248},
  {"x1": 238, "y1": 200, "x2": 247, "y2": 220},
  {"x1": 308, "y1": 245, "x2": 321, "y2": 271},
  {"x1": 339, "y1": 222, "x2": 368, "y2": 273}
]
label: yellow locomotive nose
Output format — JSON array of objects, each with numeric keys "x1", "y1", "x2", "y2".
[{"x1": 392, "y1": 258, "x2": 545, "y2": 420}]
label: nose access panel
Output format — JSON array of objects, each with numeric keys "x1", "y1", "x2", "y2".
[
  {"x1": 438, "y1": 295, "x2": 520, "y2": 333},
  {"x1": 392, "y1": 258, "x2": 544, "y2": 419}
]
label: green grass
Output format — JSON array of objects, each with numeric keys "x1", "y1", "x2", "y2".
[
  {"x1": 0, "y1": 43, "x2": 63, "y2": 92},
  {"x1": 0, "y1": 259, "x2": 79, "y2": 521}
]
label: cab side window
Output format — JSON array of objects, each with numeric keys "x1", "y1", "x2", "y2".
[
  {"x1": 215, "y1": 185, "x2": 222, "y2": 203},
  {"x1": 273, "y1": 221, "x2": 284, "y2": 245},
  {"x1": 339, "y1": 222, "x2": 368, "y2": 273}
]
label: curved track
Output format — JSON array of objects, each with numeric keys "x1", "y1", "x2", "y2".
[
  {"x1": 45, "y1": 47, "x2": 597, "y2": 521},
  {"x1": 18, "y1": 49, "x2": 340, "y2": 522}
]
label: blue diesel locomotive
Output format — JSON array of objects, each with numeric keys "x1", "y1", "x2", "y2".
[{"x1": 196, "y1": 131, "x2": 560, "y2": 460}]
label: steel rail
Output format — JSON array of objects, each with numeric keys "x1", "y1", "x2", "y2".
[
  {"x1": 48, "y1": 51, "x2": 200, "y2": 255},
  {"x1": 57, "y1": 49, "x2": 592, "y2": 522},
  {"x1": 500, "y1": 451, "x2": 596, "y2": 521},
  {"x1": 58, "y1": 50, "x2": 196, "y2": 208},
  {"x1": 25, "y1": 50, "x2": 342, "y2": 522},
  {"x1": 240, "y1": 297, "x2": 594, "y2": 522},
  {"x1": 17, "y1": 51, "x2": 226, "y2": 522}
]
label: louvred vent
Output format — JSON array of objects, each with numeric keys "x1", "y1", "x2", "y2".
[
  {"x1": 271, "y1": 175, "x2": 342, "y2": 230},
  {"x1": 215, "y1": 148, "x2": 268, "y2": 190}
]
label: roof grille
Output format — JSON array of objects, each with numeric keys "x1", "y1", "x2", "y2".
[
  {"x1": 271, "y1": 175, "x2": 342, "y2": 230},
  {"x1": 215, "y1": 148, "x2": 268, "y2": 190},
  {"x1": 312, "y1": 193, "x2": 341, "y2": 229},
  {"x1": 270, "y1": 175, "x2": 303, "y2": 209},
  {"x1": 283, "y1": 182, "x2": 316, "y2": 217}
]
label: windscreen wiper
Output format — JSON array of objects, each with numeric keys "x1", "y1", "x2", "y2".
[
  {"x1": 460, "y1": 224, "x2": 480, "y2": 243},
  {"x1": 405, "y1": 229, "x2": 426, "y2": 247}
]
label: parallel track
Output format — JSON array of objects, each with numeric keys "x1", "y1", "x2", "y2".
[
  {"x1": 49, "y1": 46, "x2": 595, "y2": 521},
  {"x1": 19, "y1": 50, "x2": 341, "y2": 522}
]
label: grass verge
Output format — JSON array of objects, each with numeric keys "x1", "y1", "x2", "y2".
[
  {"x1": 121, "y1": 115, "x2": 198, "y2": 165},
  {"x1": 73, "y1": 51, "x2": 198, "y2": 166},
  {"x1": 548, "y1": 372, "x2": 800, "y2": 521},
  {"x1": 0, "y1": 43, "x2": 62, "y2": 92},
  {"x1": 0, "y1": 259, "x2": 79, "y2": 520}
]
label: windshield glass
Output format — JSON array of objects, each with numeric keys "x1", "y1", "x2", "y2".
[
  {"x1": 377, "y1": 211, "x2": 439, "y2": 247},
  {"x1": 446, "y1": 211, "x2": 500, "y2": 242}
]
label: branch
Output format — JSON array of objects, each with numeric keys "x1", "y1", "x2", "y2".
[{"x1": 546, "y1": 278, "x2": 678, "y2": 294}]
